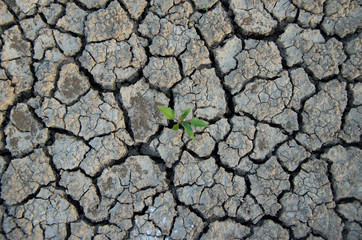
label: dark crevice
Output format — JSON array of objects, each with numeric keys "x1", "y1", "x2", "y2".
[
  {"x1": 198, "y1": 222, "x2": 211, "y2": 239},
  {"x1": 254, "y1": 216, "x2": 293, "y2": 235},
  {"x1": 174, "y1": 56, "x2": 186, "y2": 81},
  {"x1": 114, "y1": 91, "x2": 135, "y2": 141},
  {"x1": 46, "y1": 127, "x2": 88, "y2": 145},
  {"x1": 209, "y1": 144, "x2": 245, "y2": 178},
  {"x1": 65, "y1": 223, "x2": 71, "y2": 240},
  {"x1": 250, "y1": 137, "x2": 290, "y2": 164},
  {"x1": 243, "y1": 174, "x2": 252, "y2": 197},
  {"x1": 323, "y1": 158, "x2": 341, "y2": 211},
  {"x1": 134, "y1": 1, "x2": 151, "y2": 24},
  {"x1": 77, "y1": 65, "x2": 104, "y2": 93},
  {"x1": 340, "y1": 82, "x2": 355, "y2": 133},
  {"x1": 140, "y1": 127, "x2": 164, "y2": 157},
  {"x1": 42, "y1": 145, "x2": 60, "y2": 185},
  {"x1": 68, "y1": 0, "x2": 94, "y2": 12},
  {"x1": 335, "y1": 197, "x2": 362, "y2": 205},
  {"x1": 1, "y1": 1, "x2": 22, "y2": 31},
  {"x1": 206, "y1": 39, "x2": 237, "y2": 119}
]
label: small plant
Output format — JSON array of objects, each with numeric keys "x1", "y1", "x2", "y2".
[{"x1": 156, "y1": 106, "x2": 209, "y2": 141}]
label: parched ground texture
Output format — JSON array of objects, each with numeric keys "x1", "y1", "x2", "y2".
[{"x1": 0, "y1": 0, "x2": 361, "y2": 239}]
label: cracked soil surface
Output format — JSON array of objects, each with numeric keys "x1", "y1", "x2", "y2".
[{"x1": 0, "y1": 0, "x2": 361, "y2": 239}]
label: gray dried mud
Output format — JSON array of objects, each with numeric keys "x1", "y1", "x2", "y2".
[{"x1": 0, "y1": 0, "x2": 361, "y2": 239}]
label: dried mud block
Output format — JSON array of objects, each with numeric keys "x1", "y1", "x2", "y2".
[
  {"x1": 3, "y1": 186, "x2": 78, "y2": 239},
  {"x1": 297, "y1": 80, "x2": 347, "y2": 150},
  {"x1": 120, "y1": 79, "x2": 169, "y2": 143},
  {"x1": 196, "y1": 3, "x2": 232, "y2": 47},
  {"x1": 5, "y1": 103, "x2": 48, "y2": 157},
  {"x1": 173, "y1": 68, "x2": 226, "y2": 120},
  {"x1": 321, "y1": 0, "x2": 362, "y2": 38},
  {"x1": 1, "y1": 149, "x2": 55, "y2": 205},
  {"x1": 230, "y1": 0, "x2": 277, "y2": 36},
  {"x1": 278, "y1": 24, "x2": 346, "y2": 80},
  {"x1": 85, "y1": 1, "x2": 134, "y2": 42},
  {"x1": 225, "y1": 39, "x2": 282, "y2": 94},
  {"x1": 80, "y1": 34, "x2": 147, "y2": 90},
  {"x1": 322, "y1": 146, "x2": 362, "y2": 201},
  {"x1": 54, "y1": 63, "x2": 90, "y2": 105},
  {"x1": 57, "y1": 2, "x2": 88, "y2": 35},
  {"x1": 200, "y1": 219, "x2": 250, "y2": 240},
  {"x1": 342, "y1": 34, "x2": 362, "y2": 81},
  {"x1": 175, "y1": 151, "x2": 246, "y2": 219},
  {"x1": 143, "y1": 56, "x2": 182, "y2": 89}
]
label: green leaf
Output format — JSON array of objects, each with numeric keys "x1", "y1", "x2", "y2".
[
  {"x1": 172, "y1": 123, "x2": 179, "y2": 131},
  {"x1": 182, "y1": 122, "x2": 195, "y2": 141},
  {"x1": 189, "y1": 118, "x2": 209, "y2": 127},
  {"x1": 156, "y1": 106, "x2": 175, "y2": 120},
  {"x1": 179, "y1": 108, "x2": 191, "y2": 121}
]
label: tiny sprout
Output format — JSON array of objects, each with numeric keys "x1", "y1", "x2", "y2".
[{"x1": 156, "y1": 106, "x2": 209, "y2": 141}]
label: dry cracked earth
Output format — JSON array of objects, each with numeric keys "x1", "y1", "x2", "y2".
[{"x1": 0, "y1": 0, "x2": 361, "y2": 239}]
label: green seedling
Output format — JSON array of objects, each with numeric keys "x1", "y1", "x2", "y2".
[
  {"x1": 205, "y1": 3, "x2": 209, "y2": 11},
  {"x1": 157, "y1": 106, "x2": 209, "y2": 141}
]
